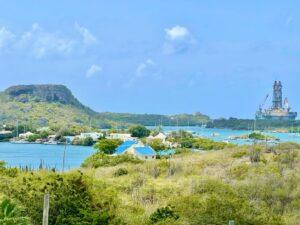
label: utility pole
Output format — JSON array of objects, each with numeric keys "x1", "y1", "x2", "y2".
[
  {"x1": 62, "y1": 140, "x2": 67, "y2": 172},
  {"x1": 43, "y1": 194, "x2": 50, "y2": 225}
]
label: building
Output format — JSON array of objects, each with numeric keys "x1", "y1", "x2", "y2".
[
  {"x1": 147, "y1": 132, "x2": 167, "y2": 143},
  {"x1": 79, "y1": 132, "x2": 103, "y2": 141},
  {"x1": 19, "y1": 132, "x2": 34, "y2": 139},
  {"x1": 256, "y1": 81, "x2": 297, "y2": 121},
  {"x1": 107, "y1": 133, "x2": 135, "y2": 141},
  {"x1": 114, "y1": 140, "x2": 156, "y2": 160}
]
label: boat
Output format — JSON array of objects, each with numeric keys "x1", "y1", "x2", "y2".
[
  {"x1": 44, "y1": 141, "x2": 58, "y2": 145},
  {"x1": 10, "y1": 140, "x2": 30, "y2": 144}
]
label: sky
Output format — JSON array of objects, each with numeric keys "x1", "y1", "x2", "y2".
[{"x1": 0, "y1": 0, "x2": 300, "y2": 119}]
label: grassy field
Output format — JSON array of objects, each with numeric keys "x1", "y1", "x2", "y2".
[{"x1": 1, "y1": 143, "x2": 300, "y2": 224}]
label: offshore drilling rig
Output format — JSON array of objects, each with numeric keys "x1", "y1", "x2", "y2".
[{"x1": 256, "y1": 81, "x2": 297, "y2": 120}]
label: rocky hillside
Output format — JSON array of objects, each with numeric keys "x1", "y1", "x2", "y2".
[
  {"x1": 0, "y1": 84, "x2": 210, "y2": 129},
  {"x1": 4, "y1": 85, "x2": 95, "y2": 115}
]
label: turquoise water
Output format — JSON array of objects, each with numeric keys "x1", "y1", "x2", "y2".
[
  {"x1": 149, "y1": 127, "x2": 300, "y2": 145},
  {"x1": 0, "y1": 143, "x2": 95, "y2": 170},
  {"x1": 1, "y1": 128, "x2": 300, "y2": 170}
]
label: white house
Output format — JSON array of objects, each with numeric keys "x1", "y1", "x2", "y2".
[
  {"x1": 79, "y1": 132, "x2": 103, "y2": 141},
  {"x1": 147, "y1": 132, "x2": 167, "y2": 143},
  {"x1": 107, "y1": 133, "x2": 134, "y2": 141},
  {"x1": 19, "y1": 132, "x2": 34, "y2": 139}
]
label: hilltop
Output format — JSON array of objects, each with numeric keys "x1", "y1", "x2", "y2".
[{"x1": 0, "y1": 84, "x2": 210, "y2": 128}]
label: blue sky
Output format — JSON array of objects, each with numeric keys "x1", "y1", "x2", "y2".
[{"x1": 0, "y1": 1, "x2": 300, "y2": 119}]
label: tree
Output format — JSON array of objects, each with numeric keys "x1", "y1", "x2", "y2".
[
  {"x1": 129, "y1": 125, "x2": 150, "y2": 138},
  {"x1": 94, "y1": 139, "x2": 122, "y2": 154},
  {"x1": 149, "y1": 139, "x2": 167, "y2": 151}
]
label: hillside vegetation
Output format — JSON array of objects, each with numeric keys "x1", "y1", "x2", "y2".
[
  {"x1": 0, "y1": 85, "x2": 210, "y2": 129},
  {"x1": 1, "y1": 143, "x2": 300, "y2": 224}
]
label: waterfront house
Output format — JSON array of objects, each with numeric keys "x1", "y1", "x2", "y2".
[
  {"x1": 114, "y1": 140, "x2": 156, "y2": 160},
  {"x1": 108, "y1": 133, "x2": 135, "y2": 141},
  {"x1": 79, "y1": 132, "x2": 103, "y2": 141},
  {"x1": 19, "y1": 132, "x2": 34, "y2": 139},
  {"x1": 148, "y1": 132, "x2": 167, "y2": 142},
  {"x1": 147, "y1": 132, "x2": 178, "y2": 148}
]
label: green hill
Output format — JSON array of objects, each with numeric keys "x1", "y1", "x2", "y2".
[{"x1": 0, "y1": 84, "x2": 210, "y2": 129}]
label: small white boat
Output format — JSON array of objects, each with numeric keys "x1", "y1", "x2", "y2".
[{"x1": 44, "y1": 141, "x2": 58, "y2": 145}]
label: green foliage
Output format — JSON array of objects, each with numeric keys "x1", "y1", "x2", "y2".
[
  {"x1": 193, "y1": 138, "x2": 233, "y2": 150},
  {"x1": 0, "y1": 171, "x2": 120, "y2": 225},
  {"x1": 94, "y1": 139, "x2": 122, "y2": 154},
  {"x1": 72, "y1": 137, "x2": 95, "y2": 146},
  {"x1": 114, "y1": 168, "x2": 128, "y2": 177},
  {"x1": 96, "y1": 112, "x2": 210, "y2": 126},
  {"x1": 248, "y1": 132, "x2": 276, "y2": 140},
  {"x1": 169, "y1": 130, "x2": 193, "y2": 140},
  {"x1": 129, "y1": 125, "x2": 150, "y2": 138},
  {"x1": 0, "y1": 199, "x2": 30, "y2": 225},
  {"x1": 172, "y1": 179, "x2": 283, "y2": 225},
  {"x1": 26, "y1": 134, "x2": 40, "y2": 142},
  {"x1": 149, "y1": 139, "x2": 167, "y2": 151},
  {"x1": 150, "y1": 205, "x2": 179, "y2": 224},
  {"x1": 82, "y1": 153, "x2": 143, "y2": 168}
]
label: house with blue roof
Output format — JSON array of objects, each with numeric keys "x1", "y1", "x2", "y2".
[{"x1": 114, "y1": 140, "x2": 156, "y2": 160}]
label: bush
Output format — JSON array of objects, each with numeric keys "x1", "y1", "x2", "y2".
[
  {"x1": 150, "y1": 205, "x2": 179, "y2": 224},
  {"x1": 72, "y1": 137, "x2": 95, "y2": 146},
  {"x1": 82, "y1": 153, "x2": 143, "y2": 168},
  {"x1": 149, "y1": 139, "x2": 167, "y2": 151},
  {"x1": 0, "y1": 171, "x2": 120, "y2": 225},
  {"x1": 114, "y1": 168, "x2": 128, "y2": 177},
  {"x1": 0, "y1": 199, "x2": 30, "y2": 225}
]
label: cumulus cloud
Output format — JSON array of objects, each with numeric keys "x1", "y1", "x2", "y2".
[
  {"x1": 165, "y1": 26, "x2": 190, "y2": 40},
  {"x1": 75, "y1": 23, "x2": 97, "y2": 46},
  {"x1": 86, "y1": 64, "x2": 102, "y2": 78},
  {"x1": 135, "y1": 59, "x2": 155, "y2": 77},
  {"x1": 163, "y1": 25, "x2": 195, "y2": 55},
  {"x1": 0, "y1": 27, "x2": 15, "y2": 49}
]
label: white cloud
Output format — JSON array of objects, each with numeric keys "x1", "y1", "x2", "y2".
[
  {"x1": 16, "y1": 23, "x2": 75, "y2": 58},
  {"x1": 0, "y1": 27, "x2": 15, "y2": 48},
  {"x1": 165, "y1": 26, "x2": 190, "y2": 40},
  {"x1": 136, "y1": 59, "x2": 155, "y2": 77},
  {"x1": 163, "y1": 25, "x2": 195, "y2": 55},
  {"x1": 86, "y1": 64, "x2": 102, "y2": 78},
  {"x1": 75, "y1": 23, "x2": 97, "y2": 46}
]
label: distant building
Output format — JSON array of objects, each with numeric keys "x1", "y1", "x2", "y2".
[
  {"x1": 79, "y1": 132, "x2": 103, "y2": 141},
  {"x1": 114, "y1": 140, "x2": 156, "y2": 160},
  {"x1": 107, "y1": 133, "x2": 135, "y2": 141},
  {"x1": 147, "y1": 132, "x2": 167, "y2": 143},
  {"x1": 256, "y1": 81, "x2": 297, "y2": 121},
  {"x1": 19, "y1": 132, "x2": 34, "y2": 139}
]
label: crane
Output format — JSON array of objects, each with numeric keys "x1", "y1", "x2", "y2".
[{"x1": 259, "y1": 94, "x2": 269, "y2": 111}]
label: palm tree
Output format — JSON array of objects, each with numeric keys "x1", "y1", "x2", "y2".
[{"x1": 0, "y1": 199, "x2": 30, "y2": 225}]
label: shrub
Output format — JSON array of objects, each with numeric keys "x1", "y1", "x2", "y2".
[
  {"x1": 82, "y1": 153, "x2": 142, "y2": 168},
  {"x1": 150, "y1": 205, "x2": 179, "y2": 224},
  {"x1": 149, "y1": 139, "x2": 167, "y2": 151},
  {"x1": 114, "y1": 168, "x2": 128, "y2": 177}
]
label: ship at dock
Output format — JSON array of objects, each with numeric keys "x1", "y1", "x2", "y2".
[{"x1": 256, "y1": 81, "x2": 297, "y2": 121}]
